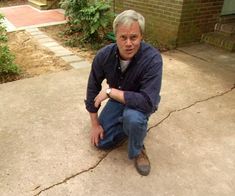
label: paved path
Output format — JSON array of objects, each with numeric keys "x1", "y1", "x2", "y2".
[
  {"x1": 26, "y1": 28, "x2": 91, "y2": 69},
  {"x1": 0, "y1": 5, "x2": 91, "y2": 70}
]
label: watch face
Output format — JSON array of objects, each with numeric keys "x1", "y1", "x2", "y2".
[{"x1": 106, "y1": 88, "x2": 111, "y2": 94}]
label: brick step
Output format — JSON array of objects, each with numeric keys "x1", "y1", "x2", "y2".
[
  {"x1": 201, "y1": 32, "x2": 235, "y2": 52},
  {"x1": 215, "y1": 23, "x2": 235, "y2": 35},
  {"x1": 218, "y1": 15, "x2": 235, "y2": 24},
  {"x1": 28, "y1": 0, "x2": 47, "y2": 10}
]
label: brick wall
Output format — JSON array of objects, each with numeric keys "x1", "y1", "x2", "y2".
[
  {"x1": 114, "y1": 0, "x2": 183, "y2": 48},
  {"x1": 177, "y1": 0, "x2": 224, "y2": 45},
  {"x1": 113, "y1": 0, "x2": 224, "y2": 48}
]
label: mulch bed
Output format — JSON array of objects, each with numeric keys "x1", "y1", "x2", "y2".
[{"x1": 0, "y1": 0, "x2": 27, "y2": 7}]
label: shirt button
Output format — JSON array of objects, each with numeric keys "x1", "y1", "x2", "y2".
[
  {"x1": 118, "y1": 67, "x2": 121, "y2": 70},
  {"x1": 118, "y1": 86, "x2": 121, "y2": 89}
]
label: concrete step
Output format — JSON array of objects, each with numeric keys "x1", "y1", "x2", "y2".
[
  {"x1": 201, "y1": 32, "x2": 235, "y2": 52},
  {"x1": 28, "y1": 0, "x2": 59, "y2": 10},
  {"x1": 28, "y1": 0, "x2": 47, "y2": 10}
]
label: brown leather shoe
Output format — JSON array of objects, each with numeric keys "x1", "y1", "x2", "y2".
[{"x1": 134, "y1": 148, "x2": 151, "y2": 176}]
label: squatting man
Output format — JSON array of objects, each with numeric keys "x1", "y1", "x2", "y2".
[{"x1": 85, "y1": 10, "x2": 162, "y2": 176}]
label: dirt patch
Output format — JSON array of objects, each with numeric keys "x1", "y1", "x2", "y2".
[
  {"x1": 1, "y1": 24, "x2": 97, "y2": 84},
  {"x1": 7, "y1": 30, "x2": 71, "y2": 81}
]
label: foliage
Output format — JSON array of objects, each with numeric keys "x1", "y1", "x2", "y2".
[
  {"x1": 60, "y1": 0, "x2": 114, "y2": 44},
  {"x1": 60, "y1": 0, "x2": 88, "y2": 23},
  {"x1": 78, "y1": 1, "x2": 113, "y2": 41},
  {"x1": 0, "y1": 14, "x2": 8, "y2": 43},
  {"x1": 0, "y1": 45, "x2": 19, "y2": 75},
  {"x1": 0, "y1": 14, "x2": 20, "y2": 78}
]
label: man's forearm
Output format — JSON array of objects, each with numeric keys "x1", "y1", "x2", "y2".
[
  {"x1": 109, "y1": 88, "x2": 125, "y2": 104},
  {"x1": 90, "y1": 88, "x2": 125, "y2": 120},
  {"x1": 89, "y1": 112, "x2": 100, "y2": 126}
]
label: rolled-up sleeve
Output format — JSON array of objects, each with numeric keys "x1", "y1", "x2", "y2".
[{"x1": 85, "y1": 52, "x2": 105, "y2": 113}]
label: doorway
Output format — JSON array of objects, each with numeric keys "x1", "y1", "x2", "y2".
[{"x1": 221, "y1": 0, "x2": 235, "y2": 15}]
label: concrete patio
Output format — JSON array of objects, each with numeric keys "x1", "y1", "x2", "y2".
[{"x1": 0, "y1": 43, "x2": 234, "y2": 196}]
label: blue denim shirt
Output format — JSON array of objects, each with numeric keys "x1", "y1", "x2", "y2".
[{"x1": 85, "y1": 41, "x2": 162, "y2": 114}]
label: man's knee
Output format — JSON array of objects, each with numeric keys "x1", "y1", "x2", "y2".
[{"x1": 123, "y1": 108, "x2": 148, "y2": 130}]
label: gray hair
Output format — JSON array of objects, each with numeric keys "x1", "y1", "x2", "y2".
[{"x1": 113, "y1": 10, "x2": 145, "y2": 35}]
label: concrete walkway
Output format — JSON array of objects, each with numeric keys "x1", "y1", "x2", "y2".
[{"x1": 0, "y1": 5, "x2": 235, "y2": 196}]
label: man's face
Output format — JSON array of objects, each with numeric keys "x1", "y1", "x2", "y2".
[{"x1": 116, "y1": 21, "x2": 143, "y2": 60}]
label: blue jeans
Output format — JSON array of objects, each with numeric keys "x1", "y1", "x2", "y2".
[{"x1": 98, "y1": 99, "x2": 149, "y2": 159}]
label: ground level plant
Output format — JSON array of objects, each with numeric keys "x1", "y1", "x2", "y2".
[{"x1": 0, "y1": 13, "x2": 20, "y2": 83}]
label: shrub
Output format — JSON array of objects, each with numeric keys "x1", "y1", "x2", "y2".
[
  {"x1": 0, "y1": 45, "x2": 19, "y2": 75},
  {"x1": 0, "y1": 14, "x2": 20, "y2": 78},
  {"x1": 79, "y1": 1, "x2": 113, "y2": 42},
  {"x1": 60, "y1": 0, "x2": 88, "y2": 23},
  {"x1": 60, "y1": 0, "x2": 114, "y2": 44},
  {"x1": 0, "y1": 14, "x2": 7, "y2": 43}
]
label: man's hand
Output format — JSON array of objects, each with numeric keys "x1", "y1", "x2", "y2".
[
  {"x1": 94, "y1": 90, "x2": 108, "y2": 108},
  {"x1": 90, "y1": 124, "x2": 104, "y2": 146}
]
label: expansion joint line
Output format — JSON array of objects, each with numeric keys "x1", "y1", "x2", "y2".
[
  {"x1": 176, "y1": 49, "x2": 209, "y2": 62},
  {"x1": 148, "y1": 84, "x2": 235, "y2": 131},
  {"x1": 34, "y1": 150, "x2": 112, "y2": 196}
]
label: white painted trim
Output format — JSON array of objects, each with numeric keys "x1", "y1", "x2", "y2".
[
  {"x1": 0, "y1": 5, "x2": 65, "y2": 14},
  {"x1": 8, "y1": 21, "x2": 67, "y2": 32},
  {"x1": 0, "y1": 18, "x2": 16, "y2": 32}
]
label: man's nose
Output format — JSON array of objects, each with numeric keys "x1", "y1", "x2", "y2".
[{"x1": 126, "y1": 38, "x2": 132, "y2": 45}]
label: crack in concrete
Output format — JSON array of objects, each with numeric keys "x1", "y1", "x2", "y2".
[
  {"x1": 33, "y1": 84, "x2": 234, "y2": 196},
  {"x1": 34, "y1": 150, "x2": 112, "y2": 196},
  {"x1": 148, "y1": 84, "x2": 235, "y2": 131},
  {"x1": 32, "y1": 185, "x2": 41, "y2": 191},
  {"x1": 176, "y1": 49, "x2": 209, "y2": 62}
]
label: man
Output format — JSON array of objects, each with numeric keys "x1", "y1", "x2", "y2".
[{"x1": 85, "y1": 10, "x2": 162, "y2": 176}]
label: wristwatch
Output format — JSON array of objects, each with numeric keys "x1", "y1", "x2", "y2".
[{"x1": 106, "y1": 88, "x2": 112, "y2": 97}]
